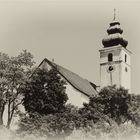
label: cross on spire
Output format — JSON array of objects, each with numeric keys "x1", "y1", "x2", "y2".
[{"x1": 113, "y1": 8, "x2": 116, "y2": 20}]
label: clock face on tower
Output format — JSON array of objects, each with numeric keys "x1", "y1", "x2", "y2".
[{"x1": 107, "y1": 65, "x2": 115, "y2": 73}]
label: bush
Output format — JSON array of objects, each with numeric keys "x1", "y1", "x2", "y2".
[{"x1": 18, "y1": 104, "x2": 83, "y2": 138}]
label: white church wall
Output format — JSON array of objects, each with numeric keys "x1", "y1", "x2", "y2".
[
  {"x1": 39, "y1": 60, "x2": 52, "y2": 71},
  {"x1": 120, "y1": 48, "x2": 131, "y2": 92},
  {"x1": 100, "y1": 46, "x2": 131, "y2": 91},
  {"x1": 120, "y1": 48, "x2": 131, "y2": 65},
  {"x1": 65, "y1": 84, "x2": 89, "y2": 107},
  {"x1": 121, "y1": 62, "x2": 131, "y2": 92},
  {"x1": 100, "y1": 46, "x2": 121, "y2": 88},
  {"x1": 100, "y1": 62, "x2": 121, "y2": 88},
  {"x1": 100, "y1": 46, "x2": 121, "y2": 64}
]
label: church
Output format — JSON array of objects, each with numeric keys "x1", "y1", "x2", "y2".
[
  {"x1": 100, "y1": 14, "x2": 131, "y2": 92},
  {"x1": 38, "y1": 14, "x2": 131, "y2": 107}
]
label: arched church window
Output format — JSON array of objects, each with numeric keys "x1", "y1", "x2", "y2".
[
  {"x1": 125, "y1": 54, "x2": 127, "y2": 62},
  {"x1": 108, "y1": 53, "x2": 113, "y2": 62}
]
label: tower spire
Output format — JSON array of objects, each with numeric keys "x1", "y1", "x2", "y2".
[
  {"x1": 113, "y1": 8, "x2": 116, "y2": 20},
  {"x1": 102, "y1": 10, "x2": 128, "y2": 48}
]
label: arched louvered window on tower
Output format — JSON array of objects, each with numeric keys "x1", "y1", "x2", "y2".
[
  {"x1": 125, "y1": 54, "x2": 127, "y2": 62},
  {"x1": 108, "y1": 53, "x2": 113, "y2": 62}
]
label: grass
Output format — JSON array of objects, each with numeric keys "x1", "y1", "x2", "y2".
[{"x1": 1, "y1": 123, "x2": 140, "y2": 140}]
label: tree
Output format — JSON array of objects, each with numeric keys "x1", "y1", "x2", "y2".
[
  {"x1": 79, "y1": 97, "x2": 114, "y2": 127},
  {"x1": 80, "y1": 86, "x2": 131, "y2": 126},
  {"x1": 128, "y1": 94, "x2": 140, "y2": 126},
  {"x1": 0, "y1": 50, "x2": 34, "y2": 128},
  {"x1": 98, "y1": 86, "x2": 131, "y2": 125},
  {"x1": 22, "y1": 68, "x2": 68, "y2": 116}
]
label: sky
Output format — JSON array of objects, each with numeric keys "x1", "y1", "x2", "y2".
[{"x1": 0, "y1": 0, "x2": 140, "y2": 94}]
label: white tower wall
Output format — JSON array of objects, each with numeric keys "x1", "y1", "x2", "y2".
[{"x1": 99, "y1": 45, "x2": 131, "y2": 92}]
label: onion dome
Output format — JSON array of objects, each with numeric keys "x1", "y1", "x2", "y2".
[{"x1": 102, "y1": 10, "x2": 128, "y2": 48}]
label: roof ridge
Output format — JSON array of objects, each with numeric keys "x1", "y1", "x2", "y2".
[{"x1": 38, "y1": 58, "x2": 98, "y2": 96}]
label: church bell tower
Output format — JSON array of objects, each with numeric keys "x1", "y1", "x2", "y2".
[{"x1": 99, "y1": 10, "x2": 131, "y2": 92}]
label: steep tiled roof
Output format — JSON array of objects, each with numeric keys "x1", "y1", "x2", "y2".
[{"x1": 38, "y1": 58, "x2": 97, "y2": 97}]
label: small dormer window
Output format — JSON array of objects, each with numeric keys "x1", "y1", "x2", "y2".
[
  {"x1": 108, "y1": 53, "x2": 113, "y2": 62},
  {"x1": 125, "y1": 54, "x2": 127, "y2": 62}
]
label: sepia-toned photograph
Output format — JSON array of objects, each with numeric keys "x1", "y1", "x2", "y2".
[{"x1": 0, "y1": 0, "x2": 140, "y2": 140}]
